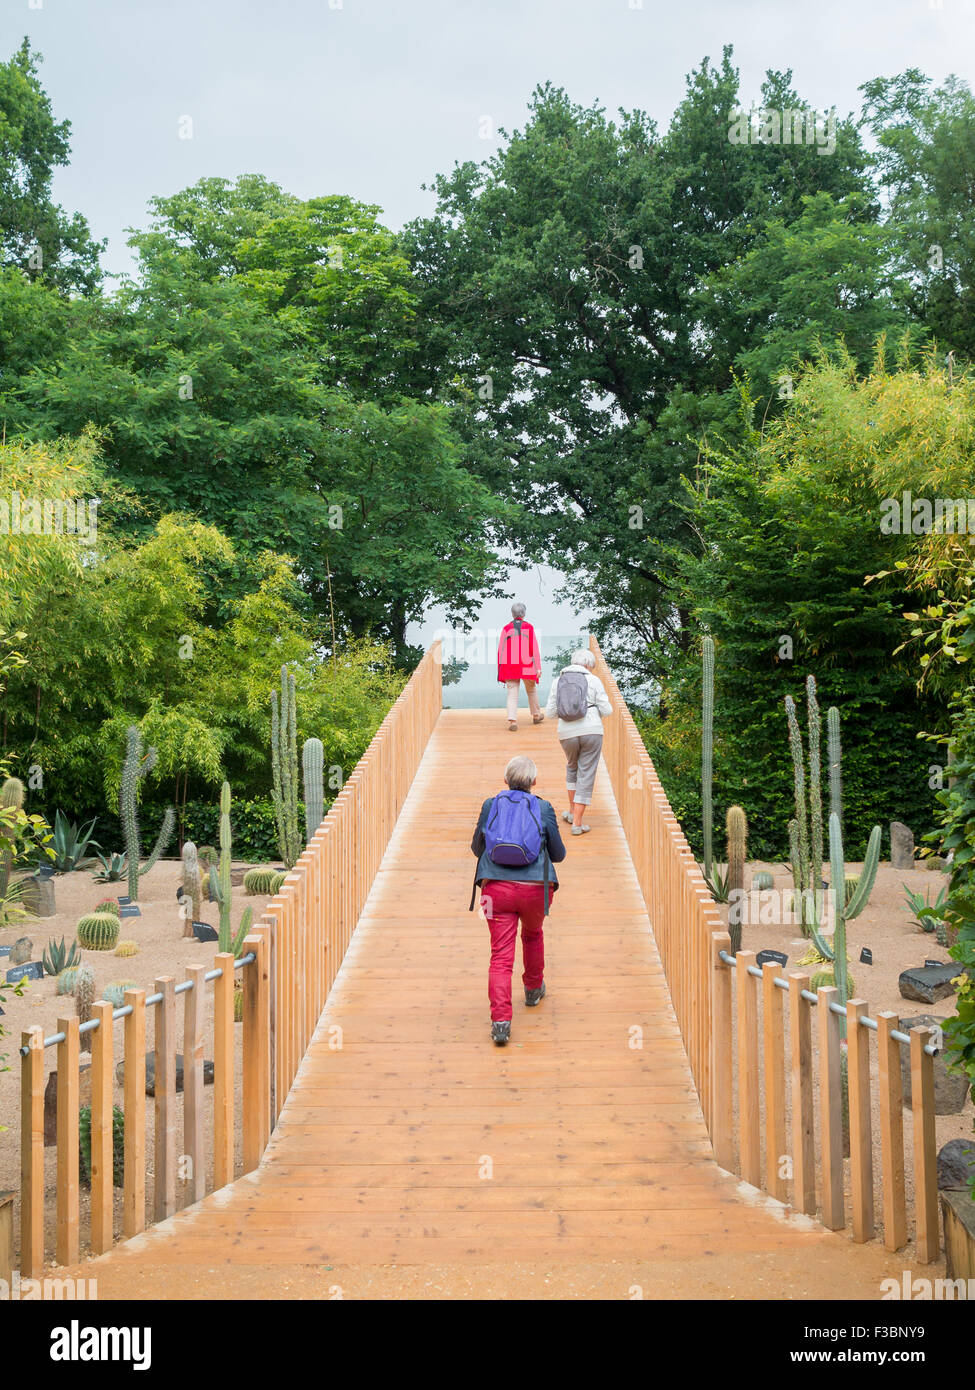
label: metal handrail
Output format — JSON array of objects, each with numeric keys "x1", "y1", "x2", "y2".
[
  {"x1": 717, "y1": 948, "x2": 941, "y2": 1056},
  {"x1": 18, "y1": 950, "x2": 257, "y2": 1055}
]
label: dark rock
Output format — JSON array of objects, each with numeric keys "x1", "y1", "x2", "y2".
[
  {"x1": 890, "y1": 821, "x2": 915, "y2": 870},
  {"x1": 16, "y1": 875, "x2": 56, "y2": 917},
  {"x1": 44, "y1": 1065, "x2": 93, "y2": 1146},
  {"x1": 114, "y1": 1051, "x2": 214, "y2": 1096},
  {"x1": 899, "y1": 963, "x2": 960, "y2": 1004},
  {"x1": 10, "y1": 936, "x2": 32, "y2": 965},
  {"x1": 938, "y1": 1139, "x2": 975, "y2": 1190},
  {"x1": 898, "y1": 1015, "x2": 970, "y2": 1114}
]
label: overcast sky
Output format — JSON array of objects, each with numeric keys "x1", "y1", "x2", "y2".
[{"x1": 4, "y1": 0, "x2": 972, "y2": 640}]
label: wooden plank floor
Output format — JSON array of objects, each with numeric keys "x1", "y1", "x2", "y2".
[{"x1": 65, "y1": 708, "x2": 924, "y2": 1298}]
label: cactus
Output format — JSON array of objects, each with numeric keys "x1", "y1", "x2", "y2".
[
  {"x1": 56, "y1": 966, "x2": 80, "y2": 995},
  {"x1": 701, "y1": 637, "x2": 715, "y2": 885},
  {"x1": 208, "y1": 782, "x2": 253, "y2": 956},
  {"x1": 94, "y1": 897, "x2": 121, "y2": 917},
  {"x1": 181, "y1": 841, "x2": 202, "y2": 937},
  {"x1": 811, "y1": 966, "x2": 856, "y2": 997},
  {"x1": 114, "y1": 939, "x2": 139, "y2": 957},
  {"x1": 269, "y1": 870, "x2": 286, "y2": 894},
  {"x1": 75, "y1": 964, "x2": 96, "y2": 1052},
  {"x1": 0, "y1": 776, "x2": 24, "y2": 896},
  {"x1": 233, "y1": 984, "x2": 244, "y2": 1023},
  {"x1": 119, "y1": 725, "x2": 175, "y2": 901},
  {"x1": 752, "y1": 870, "x2": 774, "y2": 892},
  {"x1": 805, "y1": 813, "x2": 881, "y2": 1034},
  {"x1": 785, "y1": 677, "x2": 829, "y2": 936},
  {"x1": 302, "y1": 737, "x2": 324, "y2": 841},
  {"x1": 76, "y1": 911, "x2": 120, "y2": 951},
  {"x1": 271, "y1": 666, "x2": 301, "y2": 869},
  {"x1": 827, "y1": 705, "x2": 843, "y2": 836},
  {"x1": 79, "y1": 1104, "x2": 124, "y2": 1188},
  {"x1": 42, "y1": 935, "x2": 81, "y2": 977},
  {"x1": 726, "y1": 805, "x2": 748, "y2": 954},
  {"x1": 844, "y1": 876, "x2": 859, "y2": 906},
  {"x1": 103, "y1": 979, "x2": 137, "y2": 1008},
  {"x1": 244, "y1": 866, "x2": 282, "y2": 896}
]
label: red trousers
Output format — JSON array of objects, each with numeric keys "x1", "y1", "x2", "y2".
[{"x1": 480, "y1": 879, "x2": 546, "y2": 1022}]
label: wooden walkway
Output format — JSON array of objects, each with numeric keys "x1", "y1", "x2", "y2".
[{"x1": 64, "y1": 709, "x2": 919, "y2": 1298}]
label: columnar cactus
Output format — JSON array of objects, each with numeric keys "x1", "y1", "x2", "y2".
[
  {"x1": 726, "y1": 805, "x2": 748, "y2": 954},
  {"x1": 271, "y1": 666, "x2": 301, "y2": 869},
  {"x1": 120, "y1": 726, "x2": 175, "y2": 901},
  {"x1": 785, "y1": 676, "x2": 826, "y2": 936},
  {"x1": 827, "y1": 705, "x2": 843, "y2": 836},
  {"x1": 701, "y1": 636, "x2": 715, "y2": 884},
  {"x1": 181, "y1": 840, "x2": 202, "y2": 937},
  {"x1": 208, "y1": 782, "x2": 253, "y2": 956},
  {"x1": 75, "y1": 964, "x2": 96, "y2": 1053},
  {"x1": 302, "y1": 737, "x2": 324, "y2": 841},
  {"x1": 808, "y1": 814, "x2": 881, "y2": 1034},
  {"x1": 0, "y1": 775, "x2": 24, "y2": 895}
]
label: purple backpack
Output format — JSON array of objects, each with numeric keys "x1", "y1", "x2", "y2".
[{"x1": 484, "y1": 790, "x2": 544, "y2": 866}]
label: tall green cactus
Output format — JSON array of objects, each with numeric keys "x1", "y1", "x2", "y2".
[
  {"x1": 702, "y1": 636, "x2": 715, "y2": 884},
  {"x1": 827, "y1": 705, "x2": 843, "y2": 838},
  {"x1": 0, "y1": 775, "x2": 24, "y2": 896},
  {"x1": 726, "y1": 805, "x2": 748, "y2": 955},
  {"x1": 208, "y1": 782, "x2": 253, "y2": 956},
  {"x1": 119, "y1": 727, "x2": 175, "y2": 901},
  {"x1": 271, "y1": 666, "x2": 301, "y2": 869},
  {"x1": 302, "y1": 737, "x2": 324, "y2": 841},
  {"x1": 806, "y1": 814, "x2": 882, "y2": 1038},
  {"x1": 785, "y1": 677, "x2": 826, "y2": 936}
]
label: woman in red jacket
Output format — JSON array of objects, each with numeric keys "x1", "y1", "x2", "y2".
[{"x1": 497, "y1": 602, "x2": 544, "y2": 731}]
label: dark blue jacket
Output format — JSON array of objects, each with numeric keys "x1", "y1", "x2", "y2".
[{"x1": 469, "y1": 792, "x2": 566, "y2": 912}]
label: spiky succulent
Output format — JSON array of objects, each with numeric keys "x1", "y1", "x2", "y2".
[
  {"x1": 114, "y1": 939, "x2": 139, "y2": 957},
  {"x1": 243, "y1": 866, "x2": 281, "y2": 895},
  {"x1": 55, "y1": 966, "x2": 80, "y2": 995},
  {"x1": 76, "y1": 911, "x2": 120, "y2": 951},
  {"x1": 42, "y1": 935, "x2": 81, "y2": 977},
  {"x1": 75, "y1": 964, "x2": 96, "y2": 1051},
  {"x1": 102, "y1": 979, "x2": 137, "y2": 1009}
]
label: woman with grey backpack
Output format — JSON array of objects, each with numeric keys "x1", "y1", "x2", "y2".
[{"x1": 545, "y1": 648, "x2": 613, "y2": 834}]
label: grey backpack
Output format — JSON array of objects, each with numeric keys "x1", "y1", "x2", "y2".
[{"x1": 556, "y1": 669, "x2": 590, "y2": 720}]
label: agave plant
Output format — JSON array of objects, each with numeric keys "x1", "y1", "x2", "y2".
[
  {"x1": 42, "y1": 935, "x2": 81, "y2": 977},
  {"x1": 902, "y1": 882, "x2": 949, "y2": 934},
  {"x1": 49, "y1": 810, "x2": 101, "y2": 873},
  {"x1": 92, "y1": 849, "x2": 128, "y2": 883}
]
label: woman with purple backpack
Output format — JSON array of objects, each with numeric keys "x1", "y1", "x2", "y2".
[{"x1": 470, "y1": 755, "x2": 566, "y2": 1045}]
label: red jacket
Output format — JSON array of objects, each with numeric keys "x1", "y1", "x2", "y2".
[{"x1": 497, "y1": 620, "x2": 541, "y2": 682}]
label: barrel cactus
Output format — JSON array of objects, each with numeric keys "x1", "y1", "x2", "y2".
[
  {"x1": 233, "y1": 984, "x2": 244, "y2": 1023},
  {"x1": 811, "y1": 966, "x2": 856, "y2": 997},
  {"x1": 269, "y1": 870, "x2": 286, "y2": 894},
  {"x1": 94, "y1": 897, "x2": 121, "y2": 917},
  {"x1": 56, "y1": 966, "x2": 80, "y2": 995},
  {"x1": 752, "y1": 870, "x2": 774, "y2": 892},
  {"x1": 244, "y1": 866, "x2": 281, "y2": 896},
  {"x1": 77, "y1": 911, "x2": 120, "y2": 951},
  {"x1": 103, "y1": 979, "x2": 137, "y2": 1008},
  {"x1": 302, "y1": 737, "x2": 324, "y2": 841},
  {"x1": 114, "y1": 939, "x2": 139, "y2": 957},
  {"x1": 119, "y1": 725, "x2": 175, "y2": 901}
]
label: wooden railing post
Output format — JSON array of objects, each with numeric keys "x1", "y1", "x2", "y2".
[
  {"x1": 817, "y1": 985, "x2": 844, "y2": 1230},
  {"x1": 153, "y1": 976, "x2": 177, "y2": 1223},
  {"x1": 710, "y1": 932, "x2": 733, "y2": 1170},
  {"x1": 20, "y1": 1026, "x2": 44, "y2": 1277},
  {"x1": 878, "y1": 1011, "x2": 908, "y2": 1251},
  {"x1": 123, "y1": 988, "x2": 147, "y2": 1238},
  {"x1": 242, "y1": 930, "x2": 271, "y2": 1172},
  {"x1": 55, "y1": 1015, "x2": 80, "y2": 1266},
  {"x1": 90, "y1": 999, "x2": 115, "y2": 1254},
  {"x1": 736, "y1": 951, "x2": 760, "y2": 1187},
  {"x1": 911, "y1": 1025, "x2": 939, "y2": 1263},
  {"x1": 183, "y1": 963, "x2": 206, "y2": 1207},
  {"x1": 762, "y1": 962, "x2": 787, "y2": 1202},
  {"x1": 846, "y1": 998, "x2": 874, "y2": 1243},
  {"x1": 789, "y1": 974, "x2": 816, "y2": 1216},
  {"x1": 213, "y1": 952, "x2": 235, "y2": 1188}
]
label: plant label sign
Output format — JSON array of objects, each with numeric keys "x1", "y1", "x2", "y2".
[
  {"x1": 755, "y1": 949, "x2": 788, "y2": 968},
  {"x1": 117, "y1": 896, "x2": 132, "y2": 905},
  {"x1": 6, "y1": 961, "x2": 44, "y2": 984},
  {"x1": 925, "y1": 958, "x2": 945, "y2": 969},
  {"x1": 0, "y1": 945, "x2": 11, "y2": 958},
  {"x1": 120, "y1": 905, "x2": 141, "y2": 918},
  {"x1": 859, "y1": 947, "x2": 873, "y2": 966},
  {"x1": 192, "y1": 922, "x2": 218, "y2": 943}
]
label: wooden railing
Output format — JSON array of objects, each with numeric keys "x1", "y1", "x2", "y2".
[
  {"x1": 590, "y1": 635, "x2": 942, "y2": 1261},
  {"x1": 18, "y1": 641, "x2": 442, "y2": 1274}
]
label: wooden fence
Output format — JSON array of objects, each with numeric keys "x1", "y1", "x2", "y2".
[
  {"x1": 590, "y1": 635, "x2": 942, "y2": 1261},
  {"x1": 18, "y1": 641, "x2": 442, "y2": 1275}
]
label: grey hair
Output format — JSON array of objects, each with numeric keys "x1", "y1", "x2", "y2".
[
  {"x1": 511, "y1": 601, "x2": 527, "y2": 619},
  {"x1": 504, "y1": 755, "x2": 537, "y2": 791},
  {"x1": 572, "y1": 648, "x2": 595, "y2": 669}
]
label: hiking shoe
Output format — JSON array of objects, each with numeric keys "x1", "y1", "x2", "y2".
[
  {"x1": 507, "y1": 720, "x2": 518, "y2": 732},
  {"x1": 491, "y1": 1020, "x2": 511, "y2": 1045},
  {"x1": 571, "y1": 824, "x2": 591, "y2": 835},
  {"x1": 562, "y1": 811, "x2": 573, "y2": 825},
  {"x1": 525, "y1": 982, "x2": 546, "y2": 1007},
  {"x1": 532, "y1": 713, "x2": 545, "y2": 724}
]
